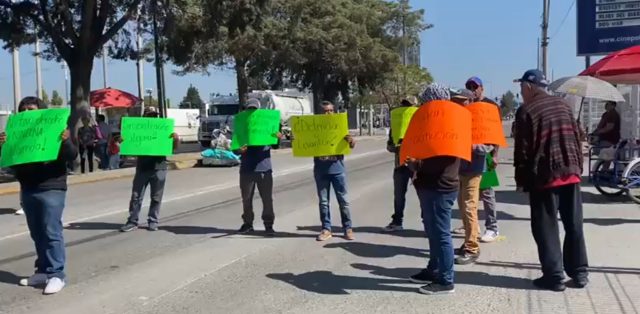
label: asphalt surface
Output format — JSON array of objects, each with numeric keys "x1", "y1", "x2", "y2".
[{"x1": 0, "y1": 136, "x2": 639, "y2": 314}]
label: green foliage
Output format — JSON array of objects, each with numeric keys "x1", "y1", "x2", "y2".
[
  {"x1": 41, "y1": 90, "x2": 50, "y2": 105},
  {"x1": 51, "y1": 90, "x2": 64, "y2": 107},
  {"x1": 179, "y1": 85, "x2": 204, "y2": 109},
  {"x1": 500, "y1": 91, "x2": 517, "y2": 117},
  {"x1": 372, "y1": 64, "x2": 433, "y2": 108}
]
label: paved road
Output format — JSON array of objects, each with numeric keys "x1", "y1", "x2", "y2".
[{"x1": 1, "y1": 137, "x2": 639, "y2": 314}]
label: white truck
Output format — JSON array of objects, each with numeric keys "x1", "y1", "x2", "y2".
[
  {"x1": 166, "y1": 108, "x2": 200, "y2": 143},
  {"x1": 198, "y1": 90, "x2": 313, "y2": 147}
]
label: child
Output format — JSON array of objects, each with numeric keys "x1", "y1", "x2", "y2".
[{"x1": 108, "y1": 133, "x2": 122, "y2": 170}]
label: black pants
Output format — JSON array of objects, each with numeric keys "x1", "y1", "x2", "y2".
[
  {"x1": 529, "y1": 183, "x2": 589, "y2": 282},
  {"x1": 79, "y1": 145, "x2": 95, "y2": 173}
]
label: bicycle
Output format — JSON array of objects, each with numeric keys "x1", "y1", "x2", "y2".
[{"x1": 589, "y1": 139, "x2": 640, "y2": 204}]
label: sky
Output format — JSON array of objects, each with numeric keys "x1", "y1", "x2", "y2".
[{"x1": 0, "y1": 0, "x2": 587, "y2": 109}]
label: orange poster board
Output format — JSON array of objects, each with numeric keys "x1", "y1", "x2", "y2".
[
  {"x1": 467, "y1": 102, "x2": 508, "y2": 147},
  {"x1": 399, "y1": 100, "x2": 472, "y2": 163}
]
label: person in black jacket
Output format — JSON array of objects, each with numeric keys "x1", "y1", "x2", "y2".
[{"x1": 0, "y1": 96, "x2": 77, "y2": 295}]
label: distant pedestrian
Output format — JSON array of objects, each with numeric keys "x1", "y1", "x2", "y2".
[
  {"x1": 120, "y1": 107, "x2": 180, "y2": 232},
  {"x1": 382, "y1": 96, "x2": 418, "y2": 232},
  {"x1": 314, "y1": 101, "x2": 356, "y2": 242},
  {"x1": 514, "y1": 69, "x2": 588, "y2": 292},
  {"x1": 407, "y1": 83, "x2": 459, "y2": 295},
  {"x1": 0, "y1": 96, "x2": 78, "y2": 295},
  {"x1": 96, "y1": 114, "x2": 112, "y2": 170},
  {"x1": 108, "y1": 133, "x2": 122, "y2": 170},
  {"x1": 235, "y1": 99, "x2": 281, "y2": 236},
  {"x1": 77, "y1": 117, "x2": 97, "y2": 174}
]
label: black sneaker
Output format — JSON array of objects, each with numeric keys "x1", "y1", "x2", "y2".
[
  {"x1": 454, "y1": 245, "x2": 465, "y2": 256},
  {"x1": 409, "y1": 269, "x2": 438, "y2": 284},
  {"x1": 382, "y1": 222, "x2": 403, "y2": 232},
  {"x1": 533, "y1": 277, "x2": 566, "y2": 292},
  {"x1": 569, "y1": 276, "x2": 589, "y2": 289},
  {"x1": 454, "y1": 252, "x2": 479, "y2": 265},
  {"x1": 264, "y1": 226, "x2": 276, "y2": 237},
  {"x1": 418, "y1": 283, "x2": 455, "y2": 295},
  {"x1": 238, "y1": 224, "x2": 254, "y2": 234},
  {"x1": 120, "y1": 222, "x2": 138, "y2": 232},
  {"x1": 148, "y1": 222, "x2": 159, "y2": 232}
]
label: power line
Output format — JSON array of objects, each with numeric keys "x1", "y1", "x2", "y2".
[{"x1": 551, "y1": 0, "x2": 575, "y2": 39}]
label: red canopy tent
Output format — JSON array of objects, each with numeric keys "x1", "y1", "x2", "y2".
[
  {"x1": 580, "y1": 45, "x2": 640, "y2": 84},
  {"x1": 90, "y1": 88, "x2": 140, "y2": 109}
]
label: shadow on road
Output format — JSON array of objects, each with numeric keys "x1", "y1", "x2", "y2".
[
  {"x1": 476, "y1": 260, "x2": 640, "y2": 275},
  {"x1": 323, "y1": 242, "x2": 428, "y2": 259},
  {"x1": 351, "y1": 263, "x2": 535, "y2": 290},
  {"x1": 66, "y1": 222, "x2": 123, "y2": 230},
  {"x1": 297, "y1": 225, "x2": 426, "y2": 239},
  {"x1": 266, "y1": 271, "x2": 415, "y2": 295},
  {"x1": 0, "y1": 270, "x2": 21, "y2": 286},
  {"x1": 0, "y1": 208, "x2": 18, "y2": 215},
  {"x1": 496, "y1": 189, "x2": 632, "y2": 206},
  {"x1": 453, "y1": 209, "x2": 640, "y2": 227},
  {"x1": 159, "y1": 225, "x2": 317, "y2": 239}
]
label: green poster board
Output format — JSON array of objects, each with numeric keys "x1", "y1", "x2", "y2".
[
  {"x1": 390, "y1": 107, "x2": 418, "y2": 145},
  {"x1": 291, "y1": 113, "x2": 351, "y2": 157},
  {"x1": 0, "y1": 108, "x2": 70, "y2": 167},
  {"x1": 480, "y1": 154, "x2": 500, "y2": 189},
  {"x1": 231, "y1": 109, "x2": 281, "y2": 150},
  {"x1": 120, "y1": 117, "x2": 175, "y2": 156}
]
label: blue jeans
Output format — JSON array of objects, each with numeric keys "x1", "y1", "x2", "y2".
[
  {"x1": 98, "y1": 143, "x2": 109, "y2": 169},
  {"x1": 21, "y1": 189, "x2": 67, "y2": 279},
  {"x1": 416, "y1": 188, "x2": 457, "y2": 286},
  {"x1": 315, "y1": 171, "x2": 352, "y2": 231},
  {"x1": 392, "y1": 166, "x2": 412, "y2": 225},
  {"x1": 109, "y1": 154, "x2": 121, "y2": 170}
]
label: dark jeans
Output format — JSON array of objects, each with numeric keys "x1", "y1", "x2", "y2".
[
  {"x1": 529, "y1": 183, "x2": 589, "y2": 282},
  {"x1": 128, "y1": 169, "x2": 167, "y2": 224},
  {"x1": 97, "y1": 142, "x2": 109, "y2": 170},
  {"x1": 315, "y1": 171, "x2": 352, "y2": 231},
  {"x1": 21, "y1": 189, "x2": 67, "y2": 279},
  {"x1": 79, "y1": 145, "x2": 95, "y2": 173},
  {"x1": 416, "y1": 187, "x2": 457, "y2": 286},
  {"x1": 391, "y1": 166, "x2": 412, "y2": 225},
  {"x1": 240, "y1": 171, "x2": 275, "y2": 227},
  {"x1": 480, "y1": 187, "x2": 498, "y2": 232}
]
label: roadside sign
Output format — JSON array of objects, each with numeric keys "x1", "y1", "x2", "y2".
[{"x1": 577, "y1": 0, "x2": 640, "y2": 56}]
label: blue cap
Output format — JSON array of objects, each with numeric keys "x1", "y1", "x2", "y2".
[
  {"x1": 514, "y1": 69, "x2": 548, "y2": 87},
  {"x1": 466, "y1": 77, "x2": 483, "y2": 87}
]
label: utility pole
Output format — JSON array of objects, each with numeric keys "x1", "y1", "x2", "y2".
[
  {"x1": 62, "y1": 63, "x2": 69, "y2": 107},
  {"x1": 152, "y1": 0, "x2": 166, "y2": 118},
  {"x1": 35, "y1": 36, "x2": 43, "y2": 99},
  {"x1": 585, "y1": 56, "x2": 591, "y2": 69},
  {"x1": 537, "y1": 37, "x2": 541, "y2": 70},
  {"x1": 12, "y1": 46, "x2": 21, "y2": 112},
  {"x1": 541, "y1": 0, "x2": 550, "y2": 77},
  {"x1": 102, "y1": 46, "x2": 108, "y2": 88}
]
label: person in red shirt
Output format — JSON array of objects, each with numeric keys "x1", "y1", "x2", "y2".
[{"x1": 592, "y1": 101, "x2": 621, "y2": 148}]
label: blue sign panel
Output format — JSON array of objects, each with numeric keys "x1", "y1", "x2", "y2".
[{"x1": 577, "y1": 0, "x2": 640, "y2": 56}]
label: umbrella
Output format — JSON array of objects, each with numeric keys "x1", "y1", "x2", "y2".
[
  {"x1": 549, "y1": 76, "x2": 625, "y2": 102},
  {"x1": 580, "y1": 45, "x2": 640, "y2": 84},
  {"x1": 90, "y1": 88, "x2": 140, "y2": 109}
]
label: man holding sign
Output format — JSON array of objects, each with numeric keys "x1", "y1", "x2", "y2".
[
  {"x1": 383, "y1": 96, "x2": 418, "y2": 232},
  {"x1": 120, "y1": 107, "x2": 180, "y2": 232},
  {"x1": 0, "y1": 96, "x2": 77, "y2": 295}
]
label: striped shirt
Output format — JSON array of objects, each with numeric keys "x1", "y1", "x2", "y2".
[{"x1": 513, "y1": 92, "x2": 583, "y2": 190}]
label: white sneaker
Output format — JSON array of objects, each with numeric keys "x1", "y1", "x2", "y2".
[
  {"x1": 43, "y1": 277, "x2": 65, "y2": 295},
  {"x1": 15, "y1": 208, "x2": 24, "y2": 215},
  {"x1": 452, "y1": 226, "x2": 465, "y2": 235},
  {"x1": 480, "y1": 230, "x2": 499, "y2": 243},
  {"x1": 19, "y1": 273, "x2": 48, "y2": 286}
]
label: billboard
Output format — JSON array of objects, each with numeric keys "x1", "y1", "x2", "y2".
[{"x1": 577, "y1": 0, "x2": 640, "y2": 56}]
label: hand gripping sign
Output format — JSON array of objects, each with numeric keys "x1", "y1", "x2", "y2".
[{"x1": 399, "y1": 100, "x2": 472, "y2": 163}]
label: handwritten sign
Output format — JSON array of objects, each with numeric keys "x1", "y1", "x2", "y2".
[
  {"x1": 390, "y1": 106, "x2": 418, "y2": 145},
  {"x1": 231, "y1": 109, "x2": 281, "y2": 150},
  {"x1": 0, "y1": 108, "x2": 70, "y2": 167},
  {"x1": 120, "y1": 117, "x2": 175, "y2": 156},
  {"x1": 399, "y1": 100, "x2": 472, "y2": 162},
  {"x1": 291, "y1": 113, "x2": 351, "y2": 157},
  {"x1": 467, "y1": 102, "x2": 507, "y2": 147}
]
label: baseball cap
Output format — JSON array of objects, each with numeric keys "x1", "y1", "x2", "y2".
[
  {"x1": 143, "y1": 106, "x2": 159, "y2": 116},
  {"x1": 514, "y1": 69, "x2": 549, "y2": 87},
  {"x1": 465, "y1": 77, "x2": 483, "y2": 88},
  {"x1": 245, "y1": 98, "x2": 260, "y2": 109},
  {"x1": 401, "y1": 96, "x2": 418, "y2": 106}
]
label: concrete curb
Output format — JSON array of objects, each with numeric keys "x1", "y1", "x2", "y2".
[{"x1": 0, "y1": 136, "x2": 385, "y2": 196}]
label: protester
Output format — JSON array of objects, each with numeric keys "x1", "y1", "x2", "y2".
[
  {"x1": 96, "y1": 114, "x2": 112, "y2": 170},
  {"x1": 108, "y1": 133, "x2": 122, "y2": 170},
  {"x1": 314, "y1": 101, "x2": 357, "y2": 241},
  {"x1": 120, "y1": 107, "x2": 180, "y2": 232},
  {"x1": 406, "y1": 83, "x2": 459, "y2": 295},
  {"x1": 514, "y1": 69, "x2": 588, "y2": 292},
  {"x1": 77, "y1": 117, "x2": 97, "y2": 174},
  {"x1": 0, "y1": 96, "x2": 77, "y2": 295},
  {"x1": 382, "y1": 96, "x2": 418, "y2": 232},
  {"x1": 464, "y1": 77, "x2": 501, "y2": 243},
  {"x1": 235, "y1": 98, "x2": 280, "y2": 236}
]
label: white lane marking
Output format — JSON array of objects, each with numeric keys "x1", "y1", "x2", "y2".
[{"x1": 0, "y1": 149, "x2": 386, "y2": 242}]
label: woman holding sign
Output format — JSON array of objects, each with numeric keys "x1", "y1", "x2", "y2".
[{"x1": 0, "y1": 96, "x2": 77, "y2": 295}]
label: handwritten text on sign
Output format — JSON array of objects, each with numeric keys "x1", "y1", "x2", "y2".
[
  {"x1": 0, "y1": 108, "x2": 70, "y2": 167},
  {"x1": 390, "y1": 106, "x2": 418, "y2": 145},
  {"x1": 291, "y1": 113, "x2": 350, "y2": 157},
  {"x1": 231, "y1": 109, "x2": 281, "y2": 150},
  {"x1": 120, "y1": 117, "x2": 175, "y2": 156},
  {"x1": 400, "y1": 100, "x2": 472, "y2": 162},
  {"x1": 467, "y1": 102, "x2": 507, "y2": 147}
]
